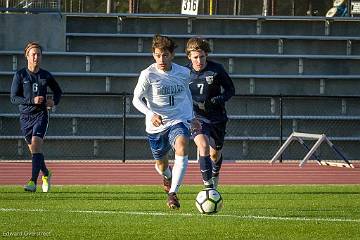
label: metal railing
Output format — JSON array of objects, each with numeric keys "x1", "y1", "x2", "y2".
[
  {"x1": 0, "y1": 0, "x2": 355, "y2": 17},
  {"x1": 0, "y1": 0, "x2": 61, "y2": 12},
  {"x1": 1, "y1": 92, "x2": 360, "y2": 161}
]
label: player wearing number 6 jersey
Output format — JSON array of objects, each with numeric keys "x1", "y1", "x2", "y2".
[
  {"x1": 185, "y1": 37, "x2": 235, "y2": 189},
  {"x1": 133, "y1": 34, "x2": 200, "y2": 210},
  {"x1": 10, "y1": 42, "x2": 62, "y2": 193}
]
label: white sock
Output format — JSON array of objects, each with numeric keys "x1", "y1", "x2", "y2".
[
  {"x1": 155, "y1": 164, "x2": 172, "y2": 179},
  {"x1": 169, "y1": 155, "x2": 188, "y2": 193},
  {"x1": 203, "y1": 179, "x2": 214, "y2": 186}
]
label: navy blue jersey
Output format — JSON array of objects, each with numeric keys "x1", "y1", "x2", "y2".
[
  {"x1": 187, "y1": 60, "x2": 235, "y2": 123},
  {"x1": 10, "y1": 68, "x2": 62, "y2": 114}
]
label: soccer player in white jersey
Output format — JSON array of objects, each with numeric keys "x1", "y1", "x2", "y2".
[{"x1": 133, "y1": 34, "x2": 200, "y2": 209}]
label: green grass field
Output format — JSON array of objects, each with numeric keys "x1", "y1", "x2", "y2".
[{"x1": 1, "y1": 185, "x2": 360, "y2": 240}]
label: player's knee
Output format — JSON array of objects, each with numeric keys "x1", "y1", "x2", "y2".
[
  {"x1": 211, "y1": 152, "x2": 220, "y2": 162},
  {"x1": 197, "y1": 142, "x2": 209, "y2": 156},
  {"x1": 174, "y1": 136, "x2": 188, "y2": 156},
  {"x1": 175, "y1": 146, "x2": 187, "y2": 156},
  {"x1": 29, "y1": 136, "x2": 43, "y2": 153},
  {"x1": 194, "y1": 135, "x2": 209, "y2": 156}
]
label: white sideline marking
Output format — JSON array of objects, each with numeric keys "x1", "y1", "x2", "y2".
[{"x1": 1, "y1": 207, "x2": 360, "y2": 223}]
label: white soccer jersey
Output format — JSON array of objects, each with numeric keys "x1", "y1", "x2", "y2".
[{"x1": 133, "y1": 62, "x2": 194, "y2": 134}]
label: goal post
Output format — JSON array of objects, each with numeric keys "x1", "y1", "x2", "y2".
[{"x1": 270, "y1": 132, "x2": 354, "y2": 168}]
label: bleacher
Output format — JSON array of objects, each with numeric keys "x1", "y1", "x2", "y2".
[{"x1": 1, "y1": 13, "x2": 360, "y2": 160}]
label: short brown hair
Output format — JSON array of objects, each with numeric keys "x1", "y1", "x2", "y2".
[
  {"x1": 24, "y1": 42, "x2": 42, "y2": 57},
  {"x1": 185, "y1": 37, "x2": 211, "y2": 56},
  {"x1": 152, "y1": 34, "x2": 177, "y2": 53}
]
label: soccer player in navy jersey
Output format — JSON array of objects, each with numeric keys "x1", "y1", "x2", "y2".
[
  {"x1": 133, "y1": 35, "x2": 200, "y2": 209},
  {"x1": 185, "y1": 37, "x2": 235, "y2": 189},
  {"x1": 10, "y1": 42, "x2": 62, "y2": 192}
]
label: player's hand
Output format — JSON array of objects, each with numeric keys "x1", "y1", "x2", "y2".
[
  {"x1": 190, "y1": 118, "x2": 201, "y2": 133},
  {"x1": 151, "y1": 114, "x2": 163, "y2": 127},
  {"x1": 33, "y1": 96, "x2": 44, "y2": 104},
  {"x1": 193, "y1": 100, "x2": 205, "y2": 110},
  {"x1": 46, "y1": 99, "x2": 55, "y2": 109},
  {"x1": 210, "y1": 95, "x2": 224, "y2": 105}
]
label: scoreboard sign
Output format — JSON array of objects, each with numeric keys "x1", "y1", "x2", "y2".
[
  {"x1": 181, "y1": 0, "x2": 199, "y2": 15},
  {"x1": 351, "y1": 0, "x2": 360, "y2": 15}
]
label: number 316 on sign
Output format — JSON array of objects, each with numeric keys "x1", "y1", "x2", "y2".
[{"x1": 181, "y1": 0, "x2": 199, "y2": 15}]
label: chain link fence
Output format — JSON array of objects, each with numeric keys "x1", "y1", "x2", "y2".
[
  {"x1": 1, "y1": 93, "x2": 359, "y2": 162},
  {"x1": 0, "y1": 0, "x2": 60, "y2": 12}
]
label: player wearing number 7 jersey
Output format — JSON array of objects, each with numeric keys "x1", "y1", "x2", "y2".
[
  {"x1": 185, "y1": 37, "x2": 235, "y2": 190},
  {"x1": 133, "y1": 34, "x2": 200, "y2": 210}
]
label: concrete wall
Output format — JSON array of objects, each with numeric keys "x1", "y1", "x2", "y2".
[{"x1": 0, "y1": 13, "x2": 66, "y2": 51}]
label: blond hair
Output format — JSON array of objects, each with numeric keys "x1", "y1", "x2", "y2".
[
  {"x1": 185, "y1": 37, "x2": 211, "y2": 56},
  {"x1": 24, "y1": 42, "x2": 42, "y2": 57}
]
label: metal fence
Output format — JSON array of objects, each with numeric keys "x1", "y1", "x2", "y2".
[
  {"x1": 0, "y1": 0, "x2": 61, "y2": 12},
  {"x1": 0, "y1": 0, "x2": 342, "y2": 16},
  {"x1": 1, "y1": 93, "x2": 359, "y2": 161}
]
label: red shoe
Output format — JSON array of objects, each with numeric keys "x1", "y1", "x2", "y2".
[
  {"x1": 162, "y1": 166, "x2": 172, "y2": 193},
  {"x1": 167, "y1": 192, "x2": 180, "y2": 209},
  {"x1": 163, "y1": 176, "x2": 172, "y2": 193}
]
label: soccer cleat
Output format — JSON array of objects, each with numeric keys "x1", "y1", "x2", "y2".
[
  {"x1": 163, "y1": 176, "x2": 172, "y2": 193},
  {"x1": 42, "y1": 170, "x2": 52, "y2": 193},
  {"x1": 162, "y1": 166, "x2": 172, "y2": 193},
  {"x1": 24, "y1": 180, "x2": 36, "y2": 192},
  {"x1": 203, "y1": 179, "x2": 214, "y2": 189},
  {"x1": 212, "y1": 175, "x2": 219, "y2": 189},
  {"x1": 167, "y1": 192, "x2": 180, "y2": 209}
]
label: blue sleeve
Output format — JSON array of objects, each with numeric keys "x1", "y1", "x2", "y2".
[
  {"x1": 10, "y1": 72, "x2": 34, "y2": 105},
  {"x1": 218, "y1": 65, "x2": 235, "y2": 102},
  {"x1": 48, "y1": 73, "x2": 62, "y2": 105}
]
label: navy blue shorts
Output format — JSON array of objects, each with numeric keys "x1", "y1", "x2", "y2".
[
  {"x1": 20, "y1": 111, "x2": 49, "y2": 144},
  {"x1": 192, "y1": 120, "x2": 227, "y2": 151},
  {"x1": 147, "y1": 122, "x2": 190, "y2": 160}
]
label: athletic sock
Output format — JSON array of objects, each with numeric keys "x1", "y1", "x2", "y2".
[
  {"x1": 169, "y1": 155, "x2": 188, "y2": 193},
  {"x1": 37, "y1": 153, "x2": 49, "y2": 176},
  {"x1": 155, "y1": 164, "x2": 172, "y2": 179},
  {"x1": 199, "y1": 155, "x2": 213, "y2": 182},
  {"x1": 31, "y1": 153, "x2": 43, "y2": 184},
  {"x1": 212, "y1": 154, "x2": 223, "y2": 177}
]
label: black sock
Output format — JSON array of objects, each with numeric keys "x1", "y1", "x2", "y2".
[
  {"x1": 38, "y1": 153, "x2": 49, "y2": 176},
  {"x1": 199, "y1": 155, "x2": 213, "y2": 182},
  {"x1": 31, "y1": 153, "x2": 44, "y2": 184},
  {"x1": 212, "y1": 154, "x2": 223, "y2": 177}
]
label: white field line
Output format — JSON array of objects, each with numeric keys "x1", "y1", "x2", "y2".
[{"x1": 1, "y1": 208, "x2": 360, "y2": 223}]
